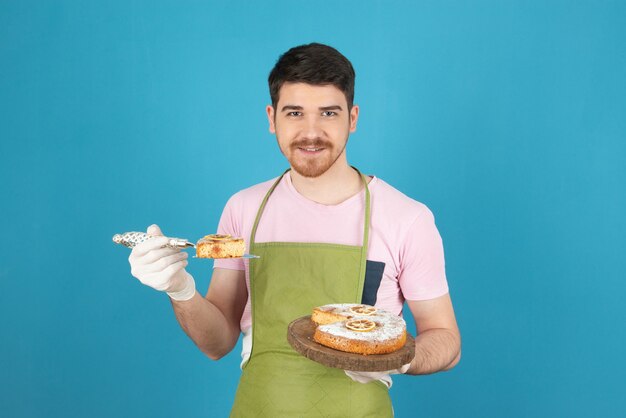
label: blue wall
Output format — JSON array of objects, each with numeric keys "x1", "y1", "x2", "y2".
[{"x1": 1, "y1": 1, "x2": 625, "y2": 417}]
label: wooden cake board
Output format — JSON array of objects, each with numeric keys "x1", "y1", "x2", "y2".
[{"x1": 287, "y1": 315, "x2": 415, "y2": 372}]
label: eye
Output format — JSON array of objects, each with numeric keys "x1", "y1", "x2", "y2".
[
  {"x1": 287, "y1": 111, "x2": 302, "y2": 117},
  {"x1": 321, "y1": 111, "x2": 337, "y2": 117}
]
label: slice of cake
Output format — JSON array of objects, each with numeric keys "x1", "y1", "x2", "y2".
[
  {"x1": 196, "y1": 234, "x2": 245, "y2": 259},
  {"x1": 312, "y1": 304, "x2": 407, "y2": 355}
]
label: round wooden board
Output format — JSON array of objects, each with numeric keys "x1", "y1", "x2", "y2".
[{"x1": 287, "y1": 315, "x2": 415, "y2": 372}]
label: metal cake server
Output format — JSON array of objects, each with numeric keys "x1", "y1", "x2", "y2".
[{"x1": 112, "y1": 231, "x2": 260, "y2": 259}]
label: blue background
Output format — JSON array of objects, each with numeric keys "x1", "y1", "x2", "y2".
[{"x1": 1, "y1": 1, "x2": 625, "y2": 417}]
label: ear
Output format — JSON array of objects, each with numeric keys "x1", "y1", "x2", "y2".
[
  {"x1": 349, "y1": 105, "x2": 359, "y2": 133},
  {"x1": 266, "y1": 105, "x2": 276, "y2": 133}
]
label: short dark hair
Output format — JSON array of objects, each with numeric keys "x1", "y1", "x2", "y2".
[{"x1": 268, "y1": 43, "x2": 356, "y2": 109}]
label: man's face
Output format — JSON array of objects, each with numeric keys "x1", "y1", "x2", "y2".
[{"x1": 266, "y1": 83, "x2": 359, "y2": 178}]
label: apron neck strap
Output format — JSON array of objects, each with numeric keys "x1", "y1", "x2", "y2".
[
  {"x1": 249, "y1": 168, "x2": 371, "y2": 251},
  {"x1": 356, "y1": 167, "x2": 371, "y2": 252}
]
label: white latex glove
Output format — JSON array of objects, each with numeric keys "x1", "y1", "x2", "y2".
[
  {"x1": 128, "y1": 224, "x2": 196, "y2": 301},
  {"x1": 345, "y1": 363, "x2": 411, "y2": 389}
]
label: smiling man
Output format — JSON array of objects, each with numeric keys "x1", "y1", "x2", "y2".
[
  {"x1": 128, "y1": 43, "x2": 461, "y2": 417},
  {"x1": 269, "y1": 82, "x2": 358, "y2": 179}
]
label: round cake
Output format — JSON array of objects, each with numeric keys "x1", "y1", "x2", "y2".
[
  {"x1": 195, "y1": 234, "x2": 245, "y2": 258},
  {"x1": 312, "y1": 304, "x2": 407, "y2": 355}
]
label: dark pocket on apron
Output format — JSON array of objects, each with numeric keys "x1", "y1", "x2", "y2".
[{"x1": 361, "y1": 260, "x2": 385, "y2": 305}]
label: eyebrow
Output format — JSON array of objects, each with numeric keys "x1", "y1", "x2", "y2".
[
  {"x1": 281, "y1": 105, "x2": 303, "y2": 112},
  {"x1": 319, "y1": 105, "x2": 343, "y2": 112},
  {"x1": 280, "y1": 105, "x2": 344, "y2": 112}
]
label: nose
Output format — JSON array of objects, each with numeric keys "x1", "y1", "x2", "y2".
[{"x1": 302, "y1": 115, "x2": 323, "y2": 140}]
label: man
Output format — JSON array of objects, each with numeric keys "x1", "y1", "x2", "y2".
[{"x1": 129, "y1": 43, "x2": 460, "y2": 417}]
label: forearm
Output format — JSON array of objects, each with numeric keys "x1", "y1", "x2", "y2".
[
  {"x1": 406, "y1": 328, "x2": 461, "y2": 375},
  {"x1": 170, "y1": 291, "x2": 240, "y2": 360}
]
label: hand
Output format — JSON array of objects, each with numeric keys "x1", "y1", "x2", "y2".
[
  {"x1": 345, "y1": 363, "x2": 411, "y2": 389},
  {"x1": 128, "y1": 224, "x2": 196, "y2": 301}
]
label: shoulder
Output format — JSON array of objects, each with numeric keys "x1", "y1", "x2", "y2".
[
  {"x1": 217, "y1": 177, "x2": 280, "y2": 234},
  {"x1": 370, "y1": 177, "x2": 434, "y2": 225}
]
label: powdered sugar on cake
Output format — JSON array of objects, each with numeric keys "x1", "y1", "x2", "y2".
[
  {"x1": 311, "y1": 303, "x2": 407, "y2": 354},
  {"x1": 317, "y1": 310, "x2": 405, "y2": 342}
]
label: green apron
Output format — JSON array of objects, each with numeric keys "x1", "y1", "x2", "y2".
[{"x1": 230, "y1": 170, "x2": 393, "y2": 418}]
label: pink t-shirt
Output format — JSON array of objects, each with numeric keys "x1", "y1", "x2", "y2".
[{"x1": 215, "y1": 172, "x2": 449, "y2": 334}]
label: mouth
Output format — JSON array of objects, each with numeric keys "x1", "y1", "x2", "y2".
[
  {"x1": 293, "y1": 140, "x2": 330, "y2": 155},
  {"x1": 297, "y1": 146, "x2": 325, "y2": 154}
]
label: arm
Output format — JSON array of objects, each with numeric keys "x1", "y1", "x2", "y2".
[
  {"x1": 127, "y1": 224, "x2": 247, "y2": 360},
  {"x1": 405, "y1": 293, "x2": 461, "y2": 375},
  {"x1": 344, "y1": 293, "x2": 460, "y2": 385},
  {"x1": 170, "y1": 267, "x2": 247, "y2": 360}
]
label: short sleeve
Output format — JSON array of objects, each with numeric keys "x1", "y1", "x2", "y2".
[
  {"x1": 213, "y1": 194, "x2": 246, "y2": 271},
  {"x1": 398, "y1": 207, "x2": 449, "y2": 300}
]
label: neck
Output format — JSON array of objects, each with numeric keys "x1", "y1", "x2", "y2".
[{"x1": 289, "y1": 158, "x2": 363, "y2": 205}]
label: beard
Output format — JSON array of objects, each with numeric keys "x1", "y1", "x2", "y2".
[{"x1": 280, "y1": 137, "x2": 348, "y2": 178}]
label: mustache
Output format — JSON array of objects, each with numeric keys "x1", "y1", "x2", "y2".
[{"x1": 291, "y1": 139, "x2": 333, "y2": 149}]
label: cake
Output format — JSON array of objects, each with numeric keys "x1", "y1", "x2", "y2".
[
  {"x1": 195, "y1": 234, "x2": 245, "y2": 258},
  {"x1": 312, "y1": 304, "x2": 407, "y2": 355}
]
